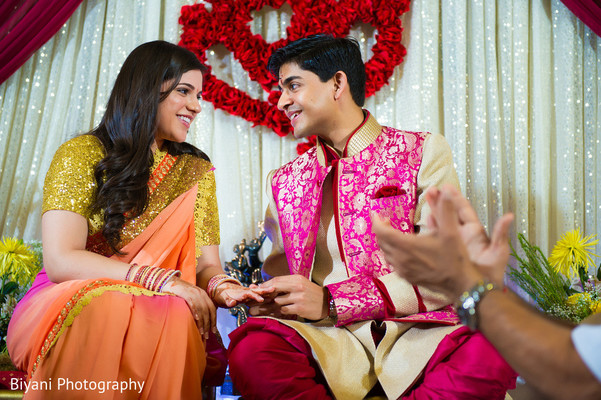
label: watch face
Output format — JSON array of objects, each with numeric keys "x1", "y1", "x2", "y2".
[
  {"x1": 456, "y1": 281, "x2": 496, "y2": 331},
  {"x1": 460, "y1": 296, "x2": 476, "y2": 310}
]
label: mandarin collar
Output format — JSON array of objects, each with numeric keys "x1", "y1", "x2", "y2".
[{"x1": 316, "y1": 110, "x2": 382, "y2": 166}]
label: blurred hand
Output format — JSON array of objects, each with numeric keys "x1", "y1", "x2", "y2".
[
  {"x1": 372, "y1": 185, "x2": 514, "y2": 299},
  {"x1": 373, "y1": 204, "x2": 481, "y2": 299},
  {"x1": 424, "y1": 185, "x2": 514, "y2": 286}
]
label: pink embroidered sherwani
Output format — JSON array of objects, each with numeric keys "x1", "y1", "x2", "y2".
[{"x1": 229, "y1": 112, "x2": 516, "y2": 399}]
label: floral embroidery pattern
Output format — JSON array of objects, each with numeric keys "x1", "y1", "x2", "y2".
[
  {"x1": 328, "y1": 275, "x2": 386, "y2": 324},
  {"x1": 389, "y1": 305, "x2": 460, "y2": 325},
  {"x1": 272, "y1": 127, "x2": 426, "y2": 325},
  {"x1": 337, "y1": 127, "x2": 426, "y2": 279},
  {"x1": 272, "y1": 147, "x2": 330, "y2": 278}
]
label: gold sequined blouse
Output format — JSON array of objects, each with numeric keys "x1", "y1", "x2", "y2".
[{"x1": 42, "y1": 135, "x2": 220, "y2": 257}]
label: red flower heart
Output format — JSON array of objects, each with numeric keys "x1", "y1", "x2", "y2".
[{"x1": 179, "y1": 0, "x2": 410, "y2": 138}]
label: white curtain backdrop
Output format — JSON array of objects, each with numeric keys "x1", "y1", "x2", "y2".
[{"x1": 1, "y1": 0, "x2": 600, "y2": 277}]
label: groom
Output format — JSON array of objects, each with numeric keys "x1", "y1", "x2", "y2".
[{"x1": 228, "y1": 34, "x2": 517, "y2": 399}]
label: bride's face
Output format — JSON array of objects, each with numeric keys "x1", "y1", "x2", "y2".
[{"x1": 153, "y1": 69, "x2": 203, "y2": 150}]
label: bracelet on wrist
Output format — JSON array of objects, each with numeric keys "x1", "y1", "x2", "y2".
[
  {"x1": 206, "y1": 273, "x2": 241, "y2": 300},
  {"x1": 128, "y1": 264, "x2": 181, "y2": 292},
  {"x1": 325, "y1": 287, "x2": 337, "y2": 324},
  {"x1": 455, "y1": 280, "x2": 497, "y2": 331},
  {"x1": 125, "y1": 263, "x2": 137, "y2": 281}
]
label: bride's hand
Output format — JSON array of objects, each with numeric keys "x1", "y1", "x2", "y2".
[
  {"x1": 212, "y1": 282, "x2": 272, "y2": 308},
  {"x1": 162, "y1": 277, "x2": 215, "y2": 340}
]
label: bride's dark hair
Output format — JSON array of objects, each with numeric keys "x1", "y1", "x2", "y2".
[{"x1": 90, "y1": 40, "x2": 208, "y2": 252}]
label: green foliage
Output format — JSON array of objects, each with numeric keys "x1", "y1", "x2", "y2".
[
  {"x1": 509, "y1": 233, "x2": 601, "y2": 324},
  {"x1": 509, "y1": 233, "x2": 571, "y2": 312}
]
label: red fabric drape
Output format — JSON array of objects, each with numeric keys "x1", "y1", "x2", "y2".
[
  {"x1": 560, "y1": 0, "x2": 601, "y2": 37},
  {"x1": 0, "y1": 0, "x2": 83, "y2": 85}
]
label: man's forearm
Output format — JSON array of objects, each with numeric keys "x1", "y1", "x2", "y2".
[{"x1": 477, "y1": 290, "x2": 601, "y2": 400}]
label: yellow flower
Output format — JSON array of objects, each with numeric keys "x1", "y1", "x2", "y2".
[
  {"x1": 567, "y1": 292, "x2": 590, "y2": 306},
  {"x1": 548, "y1": 229, "x2": 599, "y2": 279},
  {"x1": 0, "y1": 237, "x2": 39, "y2": 285},
  {"x1": 591, "y1": 301, "x2": 601, "y2": 315}
]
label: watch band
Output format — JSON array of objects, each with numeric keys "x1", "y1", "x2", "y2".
[
  {"x1": 326, "y1": 288, "x2": 337, "y2": 324},
  {"x1": 456, "y1": 280, "x2": 497, "y2": 331}
]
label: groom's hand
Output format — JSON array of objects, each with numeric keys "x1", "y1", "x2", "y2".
[{"x1": 248, "y1": 275, "x2": 328, "y2": 320}]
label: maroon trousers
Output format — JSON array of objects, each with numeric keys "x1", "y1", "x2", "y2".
[{"x1": 228, "y1": 318, "x2": 517, "y2": 400}]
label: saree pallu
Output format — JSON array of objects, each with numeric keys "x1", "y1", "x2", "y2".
[{"x1": 7, "y1": 185, "x2": 224, "y2": 399}]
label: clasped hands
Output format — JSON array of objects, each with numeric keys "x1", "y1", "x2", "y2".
[
  {"x1": 163, "y1": 274, "x2": 327, "y2": 339},
  {"x1": 247, "y1": 275, "x2": 330, "y2": 321}
]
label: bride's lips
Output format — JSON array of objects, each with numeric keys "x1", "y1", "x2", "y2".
[{"x1": 177, "y1": 114, "x2": 193, "y2": 128}]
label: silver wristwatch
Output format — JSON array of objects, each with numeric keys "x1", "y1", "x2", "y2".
[{"x1": 455, "y1": 280, "x2": 497, "y2": 331}]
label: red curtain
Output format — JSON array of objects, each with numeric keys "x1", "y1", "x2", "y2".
[
  {"x1": 0, "y1": 0, "x2": 83, "y2": 85},
  {"x1": 560, "y1": 0, "x2": 601, "y2": 37}
]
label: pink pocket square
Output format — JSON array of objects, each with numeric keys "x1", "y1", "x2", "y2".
[{"x1": 374, "y1": 185, "x2": 405, "y2": 199}]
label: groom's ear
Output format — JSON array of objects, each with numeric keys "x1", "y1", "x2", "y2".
[{"x1": 332, "y1": 71, "x2": 349, "y2": 101}]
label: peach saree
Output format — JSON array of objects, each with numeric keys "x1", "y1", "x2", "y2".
[{"x1": 7, "y1": 136, "x2": 224, "y2": 399}]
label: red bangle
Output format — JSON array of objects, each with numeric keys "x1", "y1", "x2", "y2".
[
  {"x1": 157, "y1": 270, "x2": 181, "y2": 292},
  {"x1": 125, "y1": 263, "x2": 137, "y2": 281},
  {"x1": 206, "y1": 274, "x2": 241, "y2": 299},
  {"x1": 132, "y1": 265, "x2": 147, "y2": 284}
]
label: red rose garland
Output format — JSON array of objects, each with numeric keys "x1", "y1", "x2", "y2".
[{"x1": 179, "y1": 0, "x2": 410, "y2": 153}]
